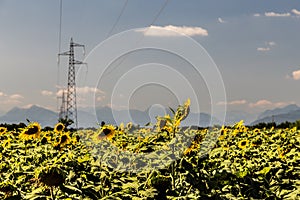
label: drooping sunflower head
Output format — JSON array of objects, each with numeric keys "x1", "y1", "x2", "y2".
[
  {"x1": 20, "y1": 122, "x2": 41, "y2": 140},
  {"x1": 0, "y1": 127, "x2": 7, "y2": 135},
  {"x1": 54, "y1": 122, "x2": 65, "y2": 133},
  {"x1": 238, "y1": 139, "x2": 249, "y2": 149},
  {"x1": 174, "y1": 99, "x2": 191, "y2": 123},
  {"x1": 38, "y1": 167, "x2": 65, "y2": 187},
  {"x1": 126, "y1": 122, "x2": 133, "y2": 131}
]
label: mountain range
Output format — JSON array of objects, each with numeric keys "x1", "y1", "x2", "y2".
[
  {"x1": 1, "y1": 104, "x2": 300, "y2": 128},
  {"x1": 251, "y1": 104, "x2": 300, "y2": 125}
]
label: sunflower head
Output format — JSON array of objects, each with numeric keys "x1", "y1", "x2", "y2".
[
  {"x1": 38, "y1": 167, "x2": 65, "y2": 187},
  {"x1": 94, "y1": 125, "x2": 116, "y2": 142},
  {"x1": 102, "y1": 125, "x2": 115, "y2": 140},
  {"x1": 174, "y1": 99, "x2": 191, "y2": 123},
  {"x1": 0, "y1": 127, "x2": 7, "y2": 135},
  {"x1": 238, "y1": 139, "x2": 249, "y2": 149},
  {"x1": 59, "y1": 132, "x2": 71, "y2": 146},
  {"x1": 20, "y1": 122, "x2": 41, "y2": 140},
  {"x1": 54, "y1": 122, "x2": 65, "y2": 133}
]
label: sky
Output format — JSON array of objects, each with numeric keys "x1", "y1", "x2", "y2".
[{"x1": 0, "y1": 0, "x2": 300, "y2": 117}]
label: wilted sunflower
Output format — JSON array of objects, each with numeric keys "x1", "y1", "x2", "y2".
[
  {"x1": 54, "y1": 122, "x2": 65, "y2": 133},
  {"x1": 0, "y1": 127, "x2": 7, "y2": 135},
  {"x1": 38, "y1": 167, "x2": 65, "y2": 187},
  {"x1": 20, "y1": 122, "x2": 41, "y2": 140},
  {"x1": 238, "y1": 139, "x2": 249, "y2": 149}
]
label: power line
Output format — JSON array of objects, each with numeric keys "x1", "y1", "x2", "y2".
[
  {"x1": 103, "y1": 0, "x2": 170, "y2": 76},
  {"x1": 56, "y1": 0, "x2": 63, "y2": 111},
  {"x1": 106, "y1": 0, "x2": 129, "y2": 38},
  {"x1": 148, "y1": 0, "x2": 169, "y2": 30}
]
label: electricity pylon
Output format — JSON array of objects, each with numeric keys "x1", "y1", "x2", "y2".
[{"x1": 58, "y1": 38, "x2": 85, "y2": 128}]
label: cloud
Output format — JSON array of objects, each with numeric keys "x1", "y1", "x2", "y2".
[
  {"x1": 41, "y1": 90, "x2": 53, "y2": 96},
  {"x1": 257, "y1": 47, "x2": 270, "y2": 52},
  {"x1": 10, "y1": 94, "x2": 24, "y2": 100},
  {"x1": 56, "y1": 86, "x2": 104, "y2": 97},
  {"x1": 217, "y1": 100, "x2": 247, "y2": 106},
  {"x1": 291, "y1": 9, "x2": 300, "y2": 16},
  {"x1": 249, "y1": 100, "x2": 292, "y2": 108},
  {"x1": 218, "y1": 17, "x2": 227, "y2": 23},
  {"x1": 267, "y1": 41, "x2": 276, "y2": 46},
  {"x1": 137, "y1": 25, "x2": 208, "y2": 37},
  {"x1": 0, "y1": 91, "x2": 6, "y2": 97},
  {"x1": 291, "y1": 70, "x2": 300, "y2": 80},
  {"x1": 265, "y1": 12, "x2": 291, "y2": 17},
  {"x1": 0, "y1": 92, "x2": 24, "y2": 106},
  {"x1": 249, "y1": 100, "x2": 272, "y2": 108},
  {"x1": 96, "y1": 96, "x2": 105, "y2": 102},
  {"x1": 76, "y1": 86, "x2": 104, "y2": 95},
  {"x1": 257, "y1": 41, "x2": 276, "y2": 52}
]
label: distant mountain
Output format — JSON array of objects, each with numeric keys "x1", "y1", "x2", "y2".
[
  {"x1": 94, "y1": 107, "x2": 220, "y2": 127},
  {"x1": 0, "y1": 105, "x2": 222, "y2": 128},
  {"x1": 251, "y1": 109, "x2": 300, "y2": 125},
  {"x1": 77, "y1": 110, "x2": 98, "y2": 128},
  {"x1": 0, "y1": 105, "x2": 58, "y2": 127},
  {"x1": 257, "y1": 104, "x2": 300, "y2": 120},
  {"x1": 220, "y1": 110, "x2": 257, "y2": 125}
]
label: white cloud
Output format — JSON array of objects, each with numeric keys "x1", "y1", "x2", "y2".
[
  {"x1": 76, "y1": 86, "x2": 104, "y2": 95},
  {"x1": 249, "y1": 100, "x2": 293, "y2": 108},
  {"x1": 217, "y1": 100, "x2": 247, "y2": 106},
  {"x1": 249, "y1": 100, "x2": 272, "y2": 108},
  {"x1": 257, "y1": 41, "x2": 276, "y2": 52},
  {"x1": 96, "y1": 96, "x2": 105, "y2": 102},
  {"x1": 253, "y1": 13, "x2": 260, "y2": 17},
  {"x1": 218, "y1": 17, "x2": 227, "y2": 23},
  {"x1": 137, "y1": 25, "x2": 208, "y2": 37},
  {"x1": 267, "y1": 41, "x2": 276, "y2": 46},
  {"x1": 10, "y1": 94, "x2": 24, "y2": 100},
  {"x1": 56, "y1": 87, "x2": 104, "y2": 97},
  {"x1": 0, "y1": 91, "x2": 6, "y2": 97},
  {"x1": 291, "y1": 9, "x2": 300, "y2": 16},
  {"x1": 292, "y1": 70, "x2": 300, "y2": 80},
  {"x1": 265, "y1": 12, "x2": 291, "y2": 17},
  {"x1": 41, "y1": 90, "x2": 53, "y2": 96},
  {"x1": 257, "y1": 47, "x2": 270, "y2": 52}
]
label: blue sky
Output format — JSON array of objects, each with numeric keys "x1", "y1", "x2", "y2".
[{"x1": 0, "y1": 0, "x2": 300, "y2": 116}]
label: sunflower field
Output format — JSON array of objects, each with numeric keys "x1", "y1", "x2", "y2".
[{"x1": 0, "y1": 100, "x2": 299, "y2": 199}]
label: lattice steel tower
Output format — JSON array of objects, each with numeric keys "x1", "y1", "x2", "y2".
[{"x1": 59, "y1": 38, "x2": 85, "y2": 128}]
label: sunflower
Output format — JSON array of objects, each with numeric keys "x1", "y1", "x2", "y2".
[
  {"x1": 238, "y1": 139, "x2": 249, "y2": 149},
  {"x1": 102, "y1": 125, "x2": 115, "y2": 140},
  {"x1": 251, "y1": 137, "x2": 263, "y2": 147},
  {"x1": 54, "y1": 122, "x2": 65, "y2": 133},
  {"x1": 0, "y1": 127, "x2": 7, "y2": 135},
  {"x1": 20, "y1": 122, "x2": 41, "y2": 140},
  {"x1": 184, "y1": 146, "x2": 194, "y2": 156},
  {"x1": 59, "y1": 132, "x2": 71, "y2": 146},
  {"x1": 38, "y1": 167, "x2": 65, "y2": 187},
  {"x1": 126, "y1": 122, "x2": 133, "y2": 130},
  {"x1": 95, "y1": 125, "x2": 116, "y2": 141}
]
